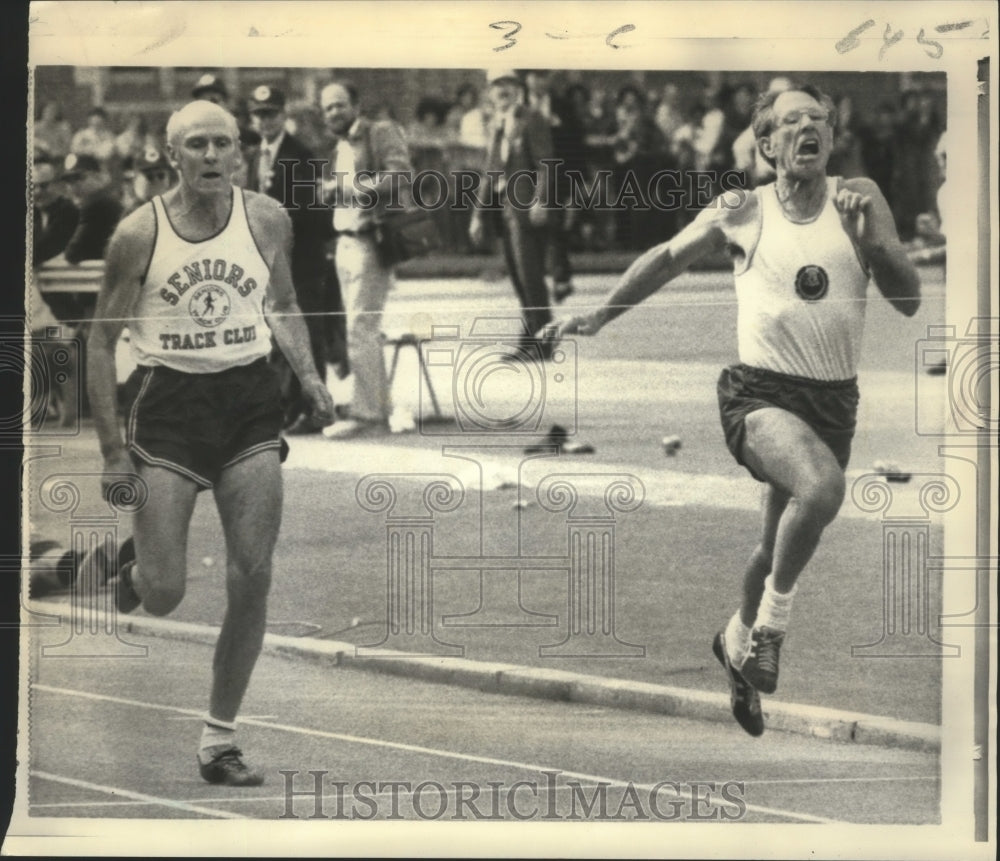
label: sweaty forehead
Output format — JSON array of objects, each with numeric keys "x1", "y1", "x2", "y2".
[
  {"x1": 773, "y1": 90, "x2": 822, "y2": 116},
  {"x1": 179, "y1": 117, "x2": 236, "y2": 141}
]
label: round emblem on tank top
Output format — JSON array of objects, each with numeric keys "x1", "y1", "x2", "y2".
[
  {"x1": 794, "y1": 265, "x2": 829, "y2": 301},
  {"x1": 189, "y1": 283, "x2": 231, "y2": 327}
]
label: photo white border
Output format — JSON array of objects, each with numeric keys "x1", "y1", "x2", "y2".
[{"x1": 13, "y1": 1, "x2": 998, "y2": 857}]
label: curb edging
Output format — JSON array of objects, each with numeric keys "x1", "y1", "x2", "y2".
[{"x1": 38, "y1": 604, "x2": 939, "y2": 754}]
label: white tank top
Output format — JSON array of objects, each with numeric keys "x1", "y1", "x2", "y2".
[
  {"x1": 129, "y1": 189, "x2": 272, "y2": 372},
  {"x1": 733, "y1": 177, "x2": 869, "y2": 381}
]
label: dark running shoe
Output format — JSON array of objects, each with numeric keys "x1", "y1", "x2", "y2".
[
  {"x1": 198, "y1": 745, "x2": 265, "y2": 786},
  {"x1": 713, "y1": 631, "x2": 764, "y2": 737},
  {"x1": 108, "y1": 537, "x2": 140, "y2": 614},
  {"x1": 741, "y1": 626, "x2": 785, "y2": 694}
]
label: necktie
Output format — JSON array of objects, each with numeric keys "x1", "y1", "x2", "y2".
[
  {"x1": 499, "y1": 118, "x2": 510, "y2": 165},
  {"x1": 258, "y1": 146, "x2": 272, "y2": 191}
]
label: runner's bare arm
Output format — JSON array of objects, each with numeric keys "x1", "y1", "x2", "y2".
[
  {"x1": 554, "y1": 193, "x2": 751, "y2": 338},
  {"x1": 838, "y1": 176, "x2": 921, "y2": 317},
  {"x1": 87, "y1": 206, "x2": 154, "y2": 468},
  {"x1": 249, "y1": 195, "x2": 335, "y2": 423}
]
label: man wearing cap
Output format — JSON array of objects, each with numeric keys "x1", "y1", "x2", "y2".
[
  {"x1": 191, "y1": 72, "x2": 229, "y2": 107},
  {"x1": 319, "y1": 80, "x2": 415, "y2": 439},
  {"x1": 470, "y1": 69, "x2": 557, "y2": 357},
  {"x1": 247, "y1": 84, "x2": 333, "y2": 434},
  {"x1": 123, "y1": 146, "x2": 176, "y2": 215},
  {"x1": 70, "y1": 106, "x2": 116, "y2": 168},
  {"x1": 61, "y1": 152, "x2": 123, "y2": 265}
]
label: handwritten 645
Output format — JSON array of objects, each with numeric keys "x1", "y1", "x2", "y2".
[{"x1": 836, "y1": 18, "x2": 990, "y2": 60}]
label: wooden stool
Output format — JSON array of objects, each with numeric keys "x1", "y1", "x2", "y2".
[{"x1": 384, "y1": 332, "x2": 441, "y2": 418}]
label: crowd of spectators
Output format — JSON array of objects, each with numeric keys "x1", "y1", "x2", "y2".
[{"x1": 31, "y1": 73, "x2": 947, "y2": 280}]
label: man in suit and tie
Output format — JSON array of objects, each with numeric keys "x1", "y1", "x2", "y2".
[
  {"x1": 525, "y1": 69, "x2": 584, "y2": 304},
  {"x1": 248, "y1": 85, "x2": 334, "y2": 434},
  {"x1": 469, "y1": 69, "x2": 557, "y2": 357}
]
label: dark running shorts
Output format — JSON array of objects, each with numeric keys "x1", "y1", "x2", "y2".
[
  {"x1": 125, "y1": 358, "x2": 285, "y2": 489},
  {"x1": 717, "y1": 363, "x2": 859, "y2": 482}
]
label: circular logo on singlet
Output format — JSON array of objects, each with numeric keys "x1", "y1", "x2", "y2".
[
  {"x1": 794, "y1": 265, "x2": 829, "y2": 301},
  {"x1": 189, "y1": 284, "x2": 231, "y2": 327}
]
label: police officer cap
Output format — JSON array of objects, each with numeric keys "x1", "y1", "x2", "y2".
[
  {"x1": 192, "y1": 73, "x2": 228, "y2": 99},
  {"x1": 137, "y1": 146, "x2": 170, "y2": 173},
  {"x1": 248, "y1": 85, "x2": 286, "y2": 113},
  {"x1": 61, "y1": 152, "x2": 101, "y2": 178}
]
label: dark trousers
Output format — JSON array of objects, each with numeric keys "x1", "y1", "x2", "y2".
[
  {"x1": 497, "y1": 207, "x2": 552, "y2": 340},
  {"x1": 547, "y1": 212, "x2": 573, "y2": 286},
  {"x1": 272, "y1": 258, "x2": 328, "y2": 424}
]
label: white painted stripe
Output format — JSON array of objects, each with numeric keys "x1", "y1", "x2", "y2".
[
  {"x1": 220, "y1": 440, "x2": 282, "y2": 472},
  {"x1": 34, "y1": 683, "x2": 845, "y2": 824},
  {"x1": 130, "y1": 442, "x2": 213, "y2": 488},
  {"x1": 29, "y1": 783, "x2": 613, "y2": 810},
  {"x1": 31, "y1": 770, "x2": 246, "y2": 819},
  {"x1": 735, "y1": 775, "x2": 938, "y2": 785}
]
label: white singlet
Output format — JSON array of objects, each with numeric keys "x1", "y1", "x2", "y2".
[
  {"x1": 129, "y1": 189, "x2": 272, "y2": 373},
  {"x1": 733, "y1": 177, "x2": 870, "y2": 381}
]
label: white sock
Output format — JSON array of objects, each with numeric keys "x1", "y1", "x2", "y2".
[
  {"x1": 125, "y1": 561, "x2": 141, "y2": 592},
  {"x1": 725, "y1": 612, "x2": 751, "y2": 666},
  {"x1": 754, "y1": 575, "x2": 797, "y2": 632},
  {"x1": 198, "y1": 716, "x2": 237, "y2": 762}
]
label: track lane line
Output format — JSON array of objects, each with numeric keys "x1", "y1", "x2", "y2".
[
  {"x1": 35, "y1": 683, "x2": 849, "y2": 824},
  {"x1": 31, "y1": 771, "x2": 246, "y2": 819}
]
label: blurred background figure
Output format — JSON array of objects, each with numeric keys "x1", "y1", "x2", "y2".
[
  {"x1": 32, "y1": 156, "x2": 79, "y2": 269},
  {"x1": 610, "y1": 84, "x2": 667, "y2": 250},
  {"x1": 235, "y1": 126, "x2": 261, "y2": 187},
  {"x1": 827, "y1": 94, "x2": 866, "y2": 179},
  {"x1": 34, "y1": 101, "x2": 73, "y2": 161},
  {"x1": 31, "y1": 155, "x2": 81, "y2": 425},
  {"x1": 857, "y1": 100, "x2": 898, "y2": 213},
  {"x1": 121, "y1": 145, "x2": 175, "y2": 215},
  {"x1": 191, "y1": 72, "x2": 230, "y2": 107},
  {"x1": 247, "y1": 84, "x2": 335, "y2": 435},
  {"x1": 892, "y1": 88, "x2": 943, "y2": 241},
  {"x1": 911, "y1": 132, "x2": 948, "y2": 263},
  {"x1": 457, "y1": 83, "x2": 491, "y2": 148},
  {"x1": 70, "y1": 106, "x2": 117, "y2": 169},
  {"x1": 60, "y1": 153, "x2": 122, "y2": 266},
  {"x1": 525, "y1": 68, "x2": 583, "y2": 302},
  {"x1": 469, "y1": 69, "x2": 556, "y2": 355}
]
